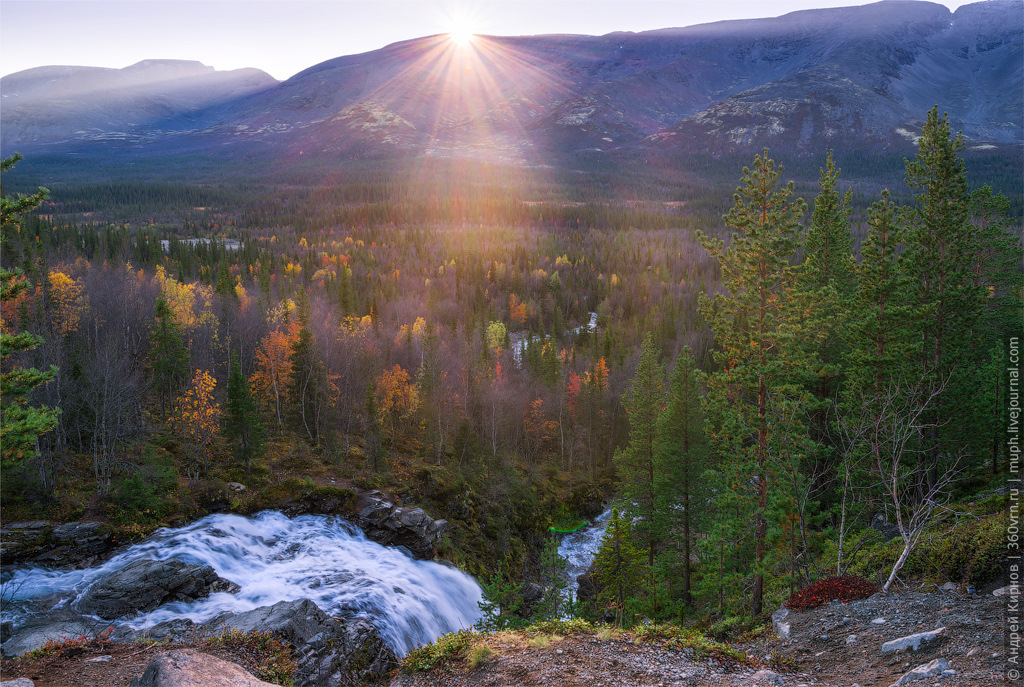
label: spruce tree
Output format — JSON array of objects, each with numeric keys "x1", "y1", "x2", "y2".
[
  {"x1": 903, "y1": 107, "x2": 988, "y2": 473},
  {"x1": 593, "y1": 508, "x2": 646, "y2": 626},
  {"x1": 797, "y1": 152, "x2": 855, "y2": 475},
  {"x1": 613, "y1": 334, "x2": 665, "y2": 577},
  {"x1": 654, "y1": 345, "x2": 707, "y2": 608},
  {"x1": 150, "y1": 294, "x2": 189, "y2": 418},
  {"x1": 224, "y1": 350, "x2": 264, "y2": 472}
]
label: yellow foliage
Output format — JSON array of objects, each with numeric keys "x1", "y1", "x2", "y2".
[
  {"x1": 153, "y1": 266, "x2": 198, "y2": 330},
  {"x1": 47, "y1": 270, "x2": 85, "y2": 336}
]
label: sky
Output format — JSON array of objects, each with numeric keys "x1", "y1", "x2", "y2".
[{"x1": 1, "y1": 0, "x2": 975, "y2": 81}]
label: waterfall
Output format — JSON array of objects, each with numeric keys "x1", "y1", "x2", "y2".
[
  {"x1": 1, "y1": 511, "x2": 482, "y2": 656},
  {"x1": 557, "y1": 508, "x2": 611, "y2": 599}
]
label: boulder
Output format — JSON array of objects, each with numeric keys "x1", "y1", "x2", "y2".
[
  {"x1": 355, "y1": 492, "x2": 448, "y2": 560},
  {"x1": 771, "y1": 607, "x2": 791, "y2": 640},
  {"x1": 203, "y1": 599, "x2": 396, "y2": 687},
  {"x1": 129, "y1": 649, "x2": 277, "y2": 687},
  {"x1": 203, "y1": 598, "x2": 336, "y2": 647},
  {"x1": 880, "y1": 627, "x2": 946, "y2": 653},
  {"x1": 77, "y1": 558, "x2": 238, "y2": 619},
  {"x1": 1, "y1": 679, "x2": 35, "y2": 687},
  {"x1": 993, "y1": 584, "x2": 1019, "y2": 597},
  {"x1": 890, "y1": 658, "x2": 950, "y2": 686},
  {"x1": 0, "y1": 521, "x2": 53, "y2": 564},
  {"x1": 871, "y1": 513, "x2": 901, "y2": 542},
  {"x1": 750, "y1": 669, "x2": 784, "y2": 685},
  {"x1": 1, "y1": 619, "x2": 95, "y2": 658},
  {"x1": 293, "y1": 619, "x2": 397, "y2": 686}
]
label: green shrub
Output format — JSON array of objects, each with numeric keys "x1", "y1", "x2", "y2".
[{"x1": 401, "y1": 629, "x2": 477, "y2": 673}]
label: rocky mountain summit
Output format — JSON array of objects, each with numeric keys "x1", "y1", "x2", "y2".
[{"x1": 2, "y1": 1, "x2": 1020, "y2": 163}]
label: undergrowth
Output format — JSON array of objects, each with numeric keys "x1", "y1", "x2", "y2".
[
  {"x1": 631, "y1": 624, "x2": 749, "y2": 664},
  {"x1": 203, "y1": 629, "x2": 297, "y2": 685}
]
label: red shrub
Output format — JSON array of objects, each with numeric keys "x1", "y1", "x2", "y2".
[{"x1": 784, "y1": 575, "x2": 878, "y2": 610}]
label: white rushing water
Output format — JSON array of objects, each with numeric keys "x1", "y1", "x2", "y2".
[
  {"x1": 1, "y1": 512, "x2": 483, "y2": 655},
  {"x1": 557, "y1": 508, "x2": 611, "y2": 600}
]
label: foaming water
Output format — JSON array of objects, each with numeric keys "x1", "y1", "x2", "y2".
[
  {"x1": 557, "y1": 508, "x2": 611, "y2": 599},
  {"x1": 1, "y1": 512, "x2": 482, "y2": 655}
]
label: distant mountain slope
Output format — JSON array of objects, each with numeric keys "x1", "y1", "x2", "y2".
[
  {"x1": 0, "y1": 60, "x2": 278, "y2": 148},
  {"x1": 1, "y1": 1, "x2": 1020, "y2": 164}
]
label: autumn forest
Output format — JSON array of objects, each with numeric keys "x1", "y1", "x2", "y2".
[{"x1": 1, "y1": 107, "x2": 1021, "y2": 628}]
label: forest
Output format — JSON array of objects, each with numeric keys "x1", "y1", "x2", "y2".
[{"x1": 1, "y1": 106, "x2": 1021, "y2": 629}]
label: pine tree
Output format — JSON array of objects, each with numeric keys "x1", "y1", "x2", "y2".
[
  {"x1": 697, "y1": 149, "x2": 809, "y2": 616},
  {"x1": 224, "y1": 350, "x2": 264, "y2": 472},
  {"x1": 1, "y1": 155, "x2": 58, "y2": 470},
  {"x1": 654, "y1": 345, "x2": 707, "y2": 608}
]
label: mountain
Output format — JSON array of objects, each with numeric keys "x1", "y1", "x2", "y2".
[
  {"x1": 0, "y1": 60, "x2": 278, "y2": 148},
  {"x1": 1, "y1": 1, "x2": 1020, "y2": 170}
]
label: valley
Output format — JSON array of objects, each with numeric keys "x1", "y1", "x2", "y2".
[{"x1": 1, "y1": 1, "x2": 1022, "y2": 686}]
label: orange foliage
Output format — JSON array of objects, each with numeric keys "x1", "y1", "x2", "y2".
[
  {"x1": 375, "y1": 364, "x2": 419, "y2": 441},
  {"x1": 249, "y1": 328, "x2": 297, "y2": 428}
]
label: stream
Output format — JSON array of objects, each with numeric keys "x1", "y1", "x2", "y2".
[
  {"x1": 0, "y1": 511, "x2": 482, "y2": 656},
  {"x1": 557, "y1": 508, "x2": 612, "y2": 600}
]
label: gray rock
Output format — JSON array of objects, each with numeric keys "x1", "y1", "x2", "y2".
[
  {"x1": 0, "y1": 521, "x2": 53, "y2": 563},
  {"x1": 889, "y1": 658, "x2": 950, "y2": 686},
  {"x1": 293, "y1": 620, "x2": 397, "y2": 686},
  {"x1": 226, "y1": 482, "x2": 246, "y2": 492},
  {"x1": 1, "y1": 619, "x2": 94, "y2": 657},
  {"x1": 871, "y1": 617, "x2": 887, "y2": 625},
  {"x1": 939, "y1": 582, "x2": 958, "y2": 593},
  {"x1": 87, "y1": 654, "x2": 113, "y2": 662},
  {"x1": 750, "y1": 669, "x2": 784, "y2": 685},
  {"x1": 993, "y1": 584, "x2": 1019, "y2": 597},
  {"x1": 77, "y1": 558, "x2": 238, "y2": 619},
  {"x1": 203, "y1": 598, "x2": 335, "y2": 647},
  {"x1": 771, "y1": 607, "x2": 791, "y2": 640},
  {"x1": 203, "y1": 599, "x2": 396, "y2": 687},
  {"x1": 129, "y1": 649, "x2": 277, "y2": 687},
  {"x1": 846, "y1": 634, "x2": 858, "y2": 645},
  {"x1": 1, "y1": 679, "x2": 36, "y2": 687},
  {"x1": 880, "y1": 627, "x2": 946, "y2": 653},
  {"x1": 355, "y1": 493, "x2": 448, "y2": 559}
]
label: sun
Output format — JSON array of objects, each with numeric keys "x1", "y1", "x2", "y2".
[
  {"x1": 450, "y1": 28, "x2": 476, "y2": 47},
  {"x1": 448, "y1": 21, "x2": 477, "y2": 48},
  {"x1": 443, "y1": 10, "x2": 479, "y2": 48}
]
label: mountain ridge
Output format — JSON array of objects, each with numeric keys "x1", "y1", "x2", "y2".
[{"x1": 1, "y1": 0, "x2": 1020, "y2": 174}]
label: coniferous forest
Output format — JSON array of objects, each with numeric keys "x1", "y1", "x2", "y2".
[{"x1": 2, "y1": 105, "x2": 1022, "y2": 637}]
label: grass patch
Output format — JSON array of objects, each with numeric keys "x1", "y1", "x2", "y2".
[
  {"x1": 526, "y1": 633, "x2": 562, "y2": 649},
  {"x1": 466, "y1": 642, "x2": 495, "y2": 669}
]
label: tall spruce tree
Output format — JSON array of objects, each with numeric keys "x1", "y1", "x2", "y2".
[
  {"x1": 697, "y1": 149, "x2": 808, "y2": 616},
  {"x1": 903, "y1": 107, "x2": 988, "y2": 474},
  {"x1": 654, "y1": 345, "x2": 707, "y2": 608},
  {"x1": 149, "y1": 294, "x2": 189, "y2": 418},
  {"x1": 224, "y1": 350, "x2": 264, "y2": 472},
  {"x1": 613, "y1": 334, "x2": 665, "y2": 578},
  {"x1": 797, "y1": 152, "x2": 855, "y2": 474}
]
